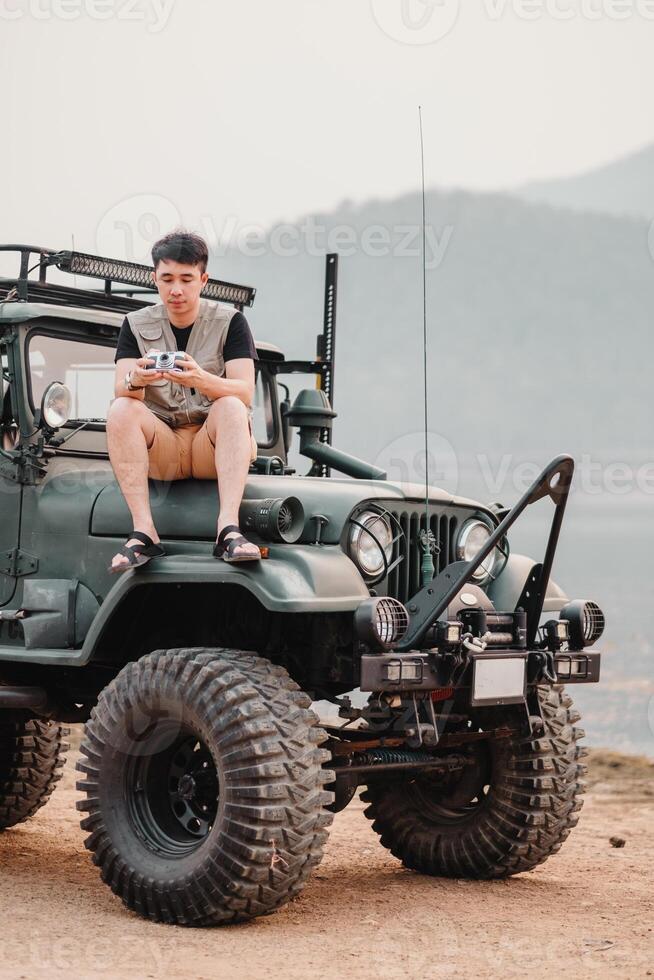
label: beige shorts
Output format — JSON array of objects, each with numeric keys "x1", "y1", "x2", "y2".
[{"x1": 147, "y1": 415, "x2": 257, "y2": 481}]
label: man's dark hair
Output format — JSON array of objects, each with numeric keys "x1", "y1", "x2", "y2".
[{"x1": 152, "y1": 230, "x2": 208, "y2": 273}]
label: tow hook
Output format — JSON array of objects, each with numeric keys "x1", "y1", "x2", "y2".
[{"x1": 529, "y1": 649, "x2": 557, "y2": 685}]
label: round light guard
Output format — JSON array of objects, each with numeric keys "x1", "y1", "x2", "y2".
[
  {"x1": 559, "y1": 600, "x2": 605, "y2": 649},
  {"x1": 41, "y1": 382, "x2": 72, "y2": 430},
  {"x1": 348, "y1": 510, "x2": 394, "y2": 579},
  {"x1": 354, "y1": 597, "x2": 409, "y2": 651},
  {"x1": 456, "y1": 519, "x2": 496, "y2": 580}
]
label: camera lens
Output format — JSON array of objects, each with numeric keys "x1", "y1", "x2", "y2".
[{"x1": 158, "y1": 353, "x2": 173, "y2": 368}]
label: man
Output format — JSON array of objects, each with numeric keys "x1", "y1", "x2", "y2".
[{"x1": 107, "y1": 230, "x2": 261, "y2": 572}]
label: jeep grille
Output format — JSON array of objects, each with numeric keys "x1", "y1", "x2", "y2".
[{"x1": 385, "y1": 509, "x2": 460, "y2": 604}]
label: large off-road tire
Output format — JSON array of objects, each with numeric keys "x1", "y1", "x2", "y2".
[
  {"x1": 0, "y1": 715, "x2": 69, "y2": 830},
  {"x1": 361, "y1": 686, "x2": 586, "y2": 879},
  {"x1": 76, "y1": 648, "x2": 334, "y2": 926}
]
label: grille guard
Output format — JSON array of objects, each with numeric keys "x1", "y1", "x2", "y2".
[{"x1": 395, "y1": 454, "x2": 575, "y2": 652}]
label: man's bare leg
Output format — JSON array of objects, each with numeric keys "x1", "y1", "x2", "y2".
[
  {"x1": 207, "y1": 396, "x2": 260, "y2": 558},
  {"x1": 106, "y1": 397, "x2": 160, "y2": 570}
]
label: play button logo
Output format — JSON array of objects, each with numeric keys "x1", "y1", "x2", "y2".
[{"x1": 370, "y1": 0, "x2": 460, "y2": 45}]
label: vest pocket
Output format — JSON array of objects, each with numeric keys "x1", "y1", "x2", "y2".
[
  {"x1": 138, "y1": 325, "x2": 164, "y2": 342},
  {"x1": 138, "y1": 326, "x2": 168, "y2": 386}
]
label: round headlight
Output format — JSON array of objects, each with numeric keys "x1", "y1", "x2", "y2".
[
  {"x1": 456, "y1": 519, "x2": 496, "y2": 580},
  {"x1": 349, "y1": 510, "x2": 393, "y2": 578},
  {"x1": 41, "y1": 382, "x2": 72, "y2": 430}
]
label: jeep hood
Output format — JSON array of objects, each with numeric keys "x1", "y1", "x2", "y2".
[{"x1": 90, "y1": 472, "x2": 486, "y2": 543}]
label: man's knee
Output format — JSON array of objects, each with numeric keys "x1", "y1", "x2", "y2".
[
  {"x1": 207, "y1": 395, "x2": 248, "y2": 434},
  {"x1": 208, "y1": 396, "x2": 248, "y2": 440},
  {"x1": 107, "y1": 397, "x2": 156, "y2": 447},
  {"x1": 107, "y1": 396, "x2": 150, "y2": 430},
  {"x1": 210, "y1": 395, "x2": 247, "y2": 419}
]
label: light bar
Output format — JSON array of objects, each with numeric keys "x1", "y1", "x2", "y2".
[{"x1": 53, "y1": 250, "x2": 256, "y2": 308}]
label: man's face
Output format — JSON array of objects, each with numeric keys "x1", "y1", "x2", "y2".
[{"x1": 153, "y1": 259, "x2": 208, "y2": 319}]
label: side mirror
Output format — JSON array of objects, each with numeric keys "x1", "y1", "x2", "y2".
[{"x1": 37, "y1": 382, "x2": 72, "y2": 434}]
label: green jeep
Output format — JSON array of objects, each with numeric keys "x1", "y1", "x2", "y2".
[{"x1": 0, "y1": 245, "x2": 603, "y2": 925}]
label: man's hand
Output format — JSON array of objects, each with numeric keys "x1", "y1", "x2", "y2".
[
  {"x1": 131, "y1": 356, "x2": 165, "y2": 387},
  {"x1": 161, "y1": 353, "x2": 254, "y2": 405},
  {"x1": 162, "y1": 352, "x2": 208, "y2": 390}
]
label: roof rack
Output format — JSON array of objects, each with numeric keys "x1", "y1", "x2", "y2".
[{"x1": 0, "y1": 244, "x2": 256, "y2": 312}]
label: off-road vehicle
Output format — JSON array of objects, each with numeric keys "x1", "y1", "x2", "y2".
[{"x1": 0, "y1": 245, "x2": 603, "y2": 925}]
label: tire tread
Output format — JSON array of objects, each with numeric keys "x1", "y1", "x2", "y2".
[
  {"x1": 361, "y1": 686, "x2": 585, "y2": 880},
  {"x1": 0, "y1": 716, "x2": 68, "y2": 830},
  {"x1": 76, "y1": 647, "x2": 333, "y2": 925}
]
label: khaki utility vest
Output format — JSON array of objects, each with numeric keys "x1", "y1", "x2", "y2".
[{"x1": 126, "y1": 299, "x2": 236, "y2": 428}]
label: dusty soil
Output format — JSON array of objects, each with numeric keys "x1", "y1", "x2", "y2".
[{"x1": 0, "y1": 747, "x2": 652, "y2": 980}]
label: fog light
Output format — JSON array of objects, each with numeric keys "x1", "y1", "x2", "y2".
[
  {"x1": 559, "y1": 600, "x2": 605, "y2": 649},
  {"x1": 382, "y1": 660, "x2": 422, "y2": 683},
  {"x1": 354, "y1": 597, "x2": 409, "y2": 651},
  {"x1": 428, "y1": 620, "x2": 463, "y2": 650},
  {"x1": 384, "y1": 663, "x2": 401, "y2": 682},
  {"x1": 544, "y1": 619, "x2": 569, "y2": 651}
]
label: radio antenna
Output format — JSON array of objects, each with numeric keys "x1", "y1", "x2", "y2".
[{"x1": 418, "y1": 106, "x2": 435, "y2": 586}]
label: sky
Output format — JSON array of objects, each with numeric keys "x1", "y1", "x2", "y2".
[{"x1": 1, "y1": 0, "x2": 653, "y2": 258}]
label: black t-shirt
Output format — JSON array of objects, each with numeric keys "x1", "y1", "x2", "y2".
[{"x1": 114, "y1": 311, "x2": 257, "y2": 364}]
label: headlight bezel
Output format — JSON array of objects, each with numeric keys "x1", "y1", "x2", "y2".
[
  {"x1": 40, "y1": 381, "x2": 72, "y2": 431},
  {"x1": 348, "y1": 509, "x2": 394, "y2": 580},
  {"x1": 456, "y1": 518, "x2": 498, "y2": 581}
]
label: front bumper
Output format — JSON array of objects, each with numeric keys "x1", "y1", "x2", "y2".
[{"x1": 359, "y1": 647, "x2": 601, "y2": 697}]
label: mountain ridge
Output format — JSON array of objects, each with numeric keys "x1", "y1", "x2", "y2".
[
  {"x1": 211, "y1": 181, "x2": 653, "y2": 464},
  {"x1": 512, "y1": 142, "x2": 654, "y2": 220}
]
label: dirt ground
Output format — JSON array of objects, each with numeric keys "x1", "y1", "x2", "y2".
[{"x1": 0, "y1": 747, "x2": 652, "y2": 980}]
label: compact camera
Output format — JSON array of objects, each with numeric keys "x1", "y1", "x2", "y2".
[{"x1": 146, "y1": 351, "x2": 185, "y2": 372}]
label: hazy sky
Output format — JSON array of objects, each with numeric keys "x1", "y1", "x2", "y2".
[{"x1": 2, "y1": 0, "x2": 653, "y2": 257}]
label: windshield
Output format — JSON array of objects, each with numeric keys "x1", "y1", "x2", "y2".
[
  {"x1": 28, "y1": 333, "x2": 115, "y2": 420},
  {"x1": 26, "y1": 330, "x2": 275, "y2": 444}
]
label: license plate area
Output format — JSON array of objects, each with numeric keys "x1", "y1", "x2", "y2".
[{"x1": 470, "y1": 652, "x2": 528, "y2": 707}]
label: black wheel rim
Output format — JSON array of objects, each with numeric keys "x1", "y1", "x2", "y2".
[
  {"x1": 407, "y1": 742, "x2": 492, "y2": 825},
  {"x1": 125, "y1": 722, "x2": 220, "y2": 857}
]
